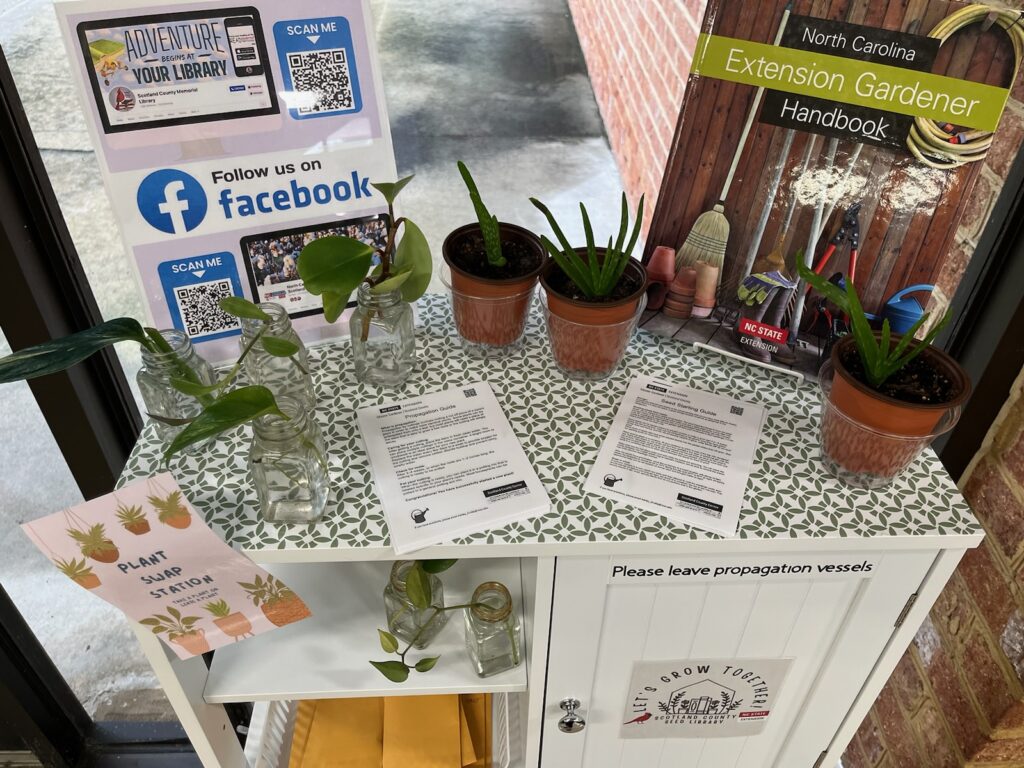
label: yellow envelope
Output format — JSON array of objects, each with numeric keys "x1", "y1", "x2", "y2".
[
  {"x1": 289, "y1": 698, "x2": 384, "y2": 768},
  {"x1": 382, "y1": 695, "x2": 462, "y2": 768}
]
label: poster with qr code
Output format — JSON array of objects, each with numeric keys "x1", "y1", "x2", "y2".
[
  {"x1": 583, "y1": 376, "x2": 766, "y2": 537},
  {"x1": 58, "y1": 0, "x2": 397, "y2": 363}
]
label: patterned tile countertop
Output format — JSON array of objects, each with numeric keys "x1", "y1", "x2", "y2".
[{"x1": 120, "y1": 294, "x2": 983, "y2": 562}]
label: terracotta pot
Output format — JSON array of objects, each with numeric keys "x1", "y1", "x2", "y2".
[
  {"x1": 442, "y1": 222, "x2": 545, "y2": 347},
  {"x1": 694, "y1": 262, "x2": 719, "y2": 305},
  {"x1": 163, "y1": 514, "x2": 191, "y2": 529},
  {"x1": 541, "y1": 251, "x2": 647, "y2": 377},
  {"x1": 261, "y1": 594, "x2": 311, "y2": 627},
  {"x1": 214, "y1": 613, "x2": 254, "y2": 640},
  {"x1": 75, "y1": 574, "x2": 101, "y2": 590},
  {"x1": 124, "y1": 521, "x2": 151, "y2": 535},
  {"x1": 171, "y1": 629, "x2": 210, "y2": 655},
  {"x1": 89, "y1": 544, "x2": 119, "y2": 563},
  {"x1": 821, "y1": 335, "x2": 970, "y2": 482},
  {"x1": 646, "y1": 246, "x2": 676, "y2": 283},
  {"x1": 670, "y1": 266, "x2": 697, "y2": 294}
]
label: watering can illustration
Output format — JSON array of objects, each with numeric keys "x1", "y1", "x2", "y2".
[
  {"x1": 881, "y1": 285, "x2": 934, "y2": 335},
  {"x1": 410, "y1": 508, "x2": 428, "y2": 524},
  {"x1": 603, "y1": 474, "x2": 623, "y2": 487}
]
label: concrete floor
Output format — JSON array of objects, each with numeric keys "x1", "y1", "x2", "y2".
[{"x1": 0, "y1": 0, "x2": 621, "y2": 721}]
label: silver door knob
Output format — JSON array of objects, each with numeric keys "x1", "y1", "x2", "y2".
[{"x1": 558, "y1": 697, "x2": 586, "y2": 733}]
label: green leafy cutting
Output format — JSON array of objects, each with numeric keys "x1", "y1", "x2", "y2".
[
  {"x1": 297, "y1": 175, "x2": 431, "y2": 322},
  {"x1": 458, "y1": 161, "x2": 505, "y2": 268},
  {"x1": 530, "y1": 193, "x2": 644, "y2": 300},
  {"x1": 798, "y1": 262, "x2": 950, "y2": 389}
]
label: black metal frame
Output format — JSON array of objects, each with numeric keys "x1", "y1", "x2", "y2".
[{"x1": 0, "y1": 46, "x2": 201, "y2": 765}]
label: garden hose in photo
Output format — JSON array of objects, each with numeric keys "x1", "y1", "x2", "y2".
[{"x1": 908, "y1": 5, "x2": 1024, "y2": 169}]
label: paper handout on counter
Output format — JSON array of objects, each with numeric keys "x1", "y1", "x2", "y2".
[
  {"x1": 584, "y1": 376, "x2": 766, "y2": 536},
  {"x1": 357, "y1": 382, "x2": 550, "y2": 554}
]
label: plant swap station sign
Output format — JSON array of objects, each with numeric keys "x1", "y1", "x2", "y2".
[{"x1": 692, "y1": 17, "x2": 1010, "y2": 148}]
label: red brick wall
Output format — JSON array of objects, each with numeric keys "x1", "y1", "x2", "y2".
[
  {"x1": 842, "y1": 367, "x2": 1024, "y2": 768},
  {"x1": 567, "y1": 0, "x2": 706, "y2": 232}
]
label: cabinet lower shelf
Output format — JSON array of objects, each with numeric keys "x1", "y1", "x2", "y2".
[{"x1": 204, "y1": 559, "x2": 529, "y2": 703}]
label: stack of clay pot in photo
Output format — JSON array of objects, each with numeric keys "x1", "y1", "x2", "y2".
[
  {"x1": 645, "y1": 246, "x2": 677, "y2": 310},
  {"x1": 663, "y1": 264, "x2": 697, "y2": 319},
  {"x1": 692, "y1": 261, "x2": 719, "y2": 318}
]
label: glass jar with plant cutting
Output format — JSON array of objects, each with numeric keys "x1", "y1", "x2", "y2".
[
  {"x1": 441, "y1": 162, "x2": 546, "y2": 353},
  {"x1": 800, "y1": 263, "x2": 971, "y2": 487},
  {"x1": 530, "y1": 194, "x2": 648, "y2": 379},
  {"x1": 296, "y1": 176, "x2": 431, "y2": 387}
]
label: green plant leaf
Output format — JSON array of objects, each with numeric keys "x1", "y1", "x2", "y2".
[
  {"x1": 370, "y1": 269, "x2": 412, "y2": 295},
  {"x1": 261, "y1": 336, "x2": 300, "y2": 357},
  {"x1": 371, "y1": 175, "x2": 414, "y2": 205},
  {"x1": 168, "y1": 606, "x2": 181, "y2": 619},
  {"x1": 405, "y1": 563, "x2": 432, "y2": 610},
  {"x1": 219, "y1": 297, "x2": 270, "y2": 321},
  {"x1": 164, "y1": 386, "x2": 285, "y2": 459},
  {"x1": 393, "y1": 220, "x2": 432, "y2": 301},
  {"x1": 378, "y1": 629, "x2": 399, "y2": 654},
  {"x1": 370, "y1": 660, "x2": 410, "y2": 683},
  {"x1": 419, "y1": 559, "x2": 458, "y2": 574},
  {"x1": 415, "y1": 656, "x2": 440, "y2": 673},
  {"x1": 296, "y1": 236, "x2": 374, "y2": 296},
  {"x1": 138, "y1": 618, "x2": 161, "y2": 626},
  {"x1": 147, "y1": 413, "x2": 195, "y2": 427},
  {"x1": 0, "y1": 318, "x2": 148, "y2": 383},
  {"x1": 322, "y1": 291, "x2": 349, "y2": 324},
  {"x1": 169, "y1": 377, "x2": 220, "y2": 398}
]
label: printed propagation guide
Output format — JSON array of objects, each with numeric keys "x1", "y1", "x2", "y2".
[
  {"x1": 584, "y1": 376, "x2": 766, "y2": 536},
  {"x1": 356, "y1": 382, "x2": 550, "y2": 554}
]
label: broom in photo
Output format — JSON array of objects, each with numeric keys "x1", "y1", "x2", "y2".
[{"x1": 677, "y1": 2, "x2": 792, "y2": 281}]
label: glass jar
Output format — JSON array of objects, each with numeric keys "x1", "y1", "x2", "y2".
[
  {"x1": 240, "y1": 303, "x2": 315, "y2": 411},
  {"x1": 464, "y1": 581, "x2": 521, "y2": 678},
  {"x1": 248, "y1": 396, "x2": 330, "y2": 524},
  {"x1": 383, "y1": 560, "x2": 448, "y2": 649},
  {"x1": 137, "y1": 329, "x2": 216, "y2": 447},
  {"x1": 349, "y1": 283, "x2": 416, "y2": 387}
]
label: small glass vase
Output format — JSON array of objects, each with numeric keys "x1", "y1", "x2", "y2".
[
  {"x1": 137, "y1": 329, "x2": 216, "y2": 447},
  {"x1": 464, "y1": 581, "x2": 522, "y2": 678},
  {"x1": 240, "y1": 302, "x2": 315, "y2": 411},
  {"x1": 349, "y1": 283, "x2": 416, "y2": 387},
  {"x1": 248, "y1": 396, "x2": 330, "y2": 524},
  {"x1": 383, "y1": 560, "x2": 448, "y2": 649}
]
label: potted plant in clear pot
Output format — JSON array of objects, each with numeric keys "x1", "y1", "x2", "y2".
[
  {"x1": 530, "y1": 194, "x2": 647, "y2": 379},
  {"x1": 442, "y1": 162, "x2": 546, "y2": 352},
  {"x1": 800, "y1": 264, "x2": 971, "y2": 487}
]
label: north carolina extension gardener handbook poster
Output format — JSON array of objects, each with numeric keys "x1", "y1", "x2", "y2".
[{"x1": 640, "y1": 0, "x2": 1024, "y2": 380}]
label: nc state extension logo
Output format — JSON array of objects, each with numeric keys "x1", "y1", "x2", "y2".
[{"x1": 621, "y1": 659, "x2": 791, "y2": 739}]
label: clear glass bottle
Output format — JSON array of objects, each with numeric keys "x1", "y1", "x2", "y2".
[
  {"x1": 248, "y1": 396, "x2": 330, "y2": 524},
  {"x1": 137, "y1": 329, "x2": 216, "y2": 447},
  {"x1": 240, "y1": 302, "x2": 315, "y2": 411},
  {"x1": 464, "y1": 581, "x2": 521, "y2": 678},
  {"x1": 349, "y1": 283, "x2": 416, "y2": 386},
  {"x1": 383, "y1": 560, "x2": 448, "y2": 649}
]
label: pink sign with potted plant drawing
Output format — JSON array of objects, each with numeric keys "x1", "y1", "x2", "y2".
[{"x1": 21, "y1": 472, "x2": 310, "y2": 659}]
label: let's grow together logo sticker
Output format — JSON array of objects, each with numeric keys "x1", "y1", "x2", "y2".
[{"x1": 621, "y1": 659, "x2": 792, "y2": 739}]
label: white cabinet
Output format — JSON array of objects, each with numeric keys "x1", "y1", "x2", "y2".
[
  {"x1": 116, "y1": 298, "x2": 983, "y2": 767},
  {"x1": 540, "y1": 550, "x2": 956, "y2": 768}
]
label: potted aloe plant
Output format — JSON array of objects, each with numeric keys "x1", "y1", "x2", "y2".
[
  {"x1": 55, "y1": 557, "x2": 101, "y2": 590},
  {"x1": 800, "y1": 264, "x2": 970, "y2": 486},
  {"x1": 296, "y1": 176, "x2": 431, "y2": 386},
  {"x1": 530, "y1": 194, "x2": 647, "y2": 378},
  {"x1": 442, "y1": 162, "x2": 546, "y2": 351}
]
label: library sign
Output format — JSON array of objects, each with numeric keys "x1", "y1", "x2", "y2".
[
  {"x1": 622, "y1": 658, "x2": 793, "y2": 739},
  {"x1": 692, "y1": 17, "x2": 1010, "y2": 149}
]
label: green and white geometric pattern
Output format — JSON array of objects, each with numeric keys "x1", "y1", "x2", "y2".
[{"x1": 119, "y1": 294, "x2": 981, "y2": 561}]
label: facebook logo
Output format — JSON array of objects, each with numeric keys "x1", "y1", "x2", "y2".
[{"x1": 136, "y1": 169, "x2": 208, "y2": 234}]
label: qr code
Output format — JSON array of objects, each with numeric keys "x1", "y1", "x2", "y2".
[
  {"x1": 173, "y1": 280, "x2": 239, "y2": 338},
  {"x1": 730, "y1": 405, "x2": 744, "y2": 416},
  {"x1": 463, "y1": 388, "x2": 478, "y2": 398},
  {"x1": 287, "y1": 49, "x2": 354, "y2": 114}
]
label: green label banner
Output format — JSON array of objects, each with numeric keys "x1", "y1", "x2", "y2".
[{"x1": 693, "y1": 33, "x2": 1009, "y2": 131}]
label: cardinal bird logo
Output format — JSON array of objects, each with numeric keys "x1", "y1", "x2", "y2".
[{"x1": 623, "y1": 712, "x2": 652, "y2": 725}]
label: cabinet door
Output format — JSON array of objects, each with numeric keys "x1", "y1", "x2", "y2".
[{"x1": 540, "y1": 551, "x2": 935, "y2": 768}]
